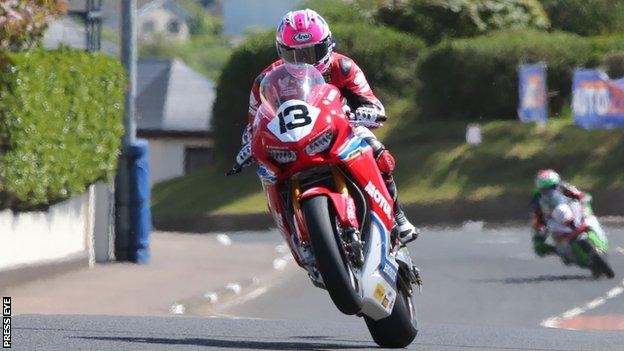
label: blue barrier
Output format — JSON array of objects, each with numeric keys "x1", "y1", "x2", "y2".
[
  {"x1": 518, "y1": 63, "x2": 548, "y2": 123},
  {"x1": 128, "y1": 139, "x2": 152, "y2": 263}
]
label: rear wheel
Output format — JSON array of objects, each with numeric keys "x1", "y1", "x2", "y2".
[
  {"x1": 364, "y1": 286, "x2": 418, "y2": 348},
  {"x1": 592, "y1": 252, "x2": 615, "y2": 279},
  {"x1": 302, "y1": 196, "x2": 362, "y2": 315},
  {"x1": 578, "y1": 239, "x2": 615, "y2": 279}
]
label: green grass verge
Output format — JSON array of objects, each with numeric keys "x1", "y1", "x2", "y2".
[{"x1": 152, "y1": 117, "x2": 624, "y2": 220}]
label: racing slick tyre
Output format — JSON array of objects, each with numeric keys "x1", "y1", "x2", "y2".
[
  {"x1": 364, "y1": 287, "x2": 418, "y2": 348},
  {"x1": 592, "y1": 252, "x2": 615, "y2": 279},
  {"x1": 302, "y1": 196, "x2": 363, "y2": 315},
  {"x1": 579, "y1": 238, "x2": 615, "y2": 279}
]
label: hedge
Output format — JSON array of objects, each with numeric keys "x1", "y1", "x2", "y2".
[
  {"x1": 212, "y1": 24, "x2": 425, "y2": 163},
  {"x1": 540, "y1": 0, "x2": 624, "y2": 36},
  {"x1": 0, "y1": 48, "x2": 125, "y2": 209},
  {"x1": 416, "y1": 30, "x2": 624, "y2": 121}
]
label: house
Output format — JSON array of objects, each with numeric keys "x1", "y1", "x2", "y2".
[
  {"x1": 44, "y1": 14, "x2": 215, "y2": 186},
  {"x1": 136, "y1": 59, "x2": 215, "y2": 185},
  {"x1": 67, "y1": 0, "x2": 191, "y2": 43},
  {"x1": 138, "y1": 0, "x2": 192, "y2": 42},
  {"x1": 221, "y1": 0, "x2": 303, "y2": 37}
]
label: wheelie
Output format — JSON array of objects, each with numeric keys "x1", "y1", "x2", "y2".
[
  {"x1": 226, "y1": 9, "x2": 421, "y2": 347},
  {"x1": 531, "y1": 170, "x2": 615, "y2": 279}
]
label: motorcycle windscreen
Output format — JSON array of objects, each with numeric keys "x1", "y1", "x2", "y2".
[{"x1": 259, "y1": 63, "x2": 326, "y2": 114}]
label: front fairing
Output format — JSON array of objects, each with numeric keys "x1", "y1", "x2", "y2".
[{"x1": 251, "y1": 84, "x2": 353, "y2": 179}]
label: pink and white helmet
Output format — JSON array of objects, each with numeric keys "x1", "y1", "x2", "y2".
[{"x1": 276, "y1": 9, "x2": 334, "y2": 73}]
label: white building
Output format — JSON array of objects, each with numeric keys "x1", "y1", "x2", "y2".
[
  {"x1": 222, "y1": 0, "x2": 303, "y2": 37},
  {"x1": 136, "y1": 59, "x2": 215, "y2": 185},
  {"x1": 138, "y1": 0, "x2": 192, "y2": 42},
  {"x1": 67, "y1": 0, "x2": 191, "y2": 43}
]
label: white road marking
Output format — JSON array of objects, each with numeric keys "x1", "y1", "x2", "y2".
[
  {"x1": 585, "y1": 298, "x2": 606, "y2": 310},
  {"x1": 272, "y1": 258, "x2": 288, "y2": 271},
  {"x1": 606, "y1": 286, "x2": 624, "y2": 299},
  {"x1": 169, "y1": 303, "x2": 186, "y2": 315},
  {"x1": 561, "y1": 308, "x2": 584, "y2": 319},
  {"x1": 275, "y1": 244, "x2": 290, "y2": 254},
  {"x1": 217, "y1": 286, "x2": 269, "y2": 311},
  {"x1": 226, "y1": 283, "x2": 242, "y2": 295},
  {"x1": 216, "y1": 234, "x2": 232, "y2": 246},
  {"x1": 616, "y1": 246, "x2": 624, "y2": 255},
  {"x1": 541, "y1": 279, "x2": 624, "y2": 329},
  {"x1": 203, "y1": 292, "x2": 219, "y2": 304}
]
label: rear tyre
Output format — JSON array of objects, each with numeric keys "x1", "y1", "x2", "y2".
[
  {"x1": 579, "y1": 239, "x2": 615, "y2": 279},
  {"x1": 364, "y1": 287, "x2": 418, "y2": 348},
  {"x1": 592, "y1": 253, "x2": 615, "y2": 279},
  {"x1": 302, "y1": 196, "x2": 362, "y2": 315}
]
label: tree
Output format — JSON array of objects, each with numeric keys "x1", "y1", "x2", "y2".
[
  {"x1": 0, "y1": 0, "x2": 65, "y2": 51},
  {"x1": 376, "y1": 0, "x2": 549, "y2": 45},
  {"x1": 540, "y1": 0, "x2": 624, "y2": 36}
]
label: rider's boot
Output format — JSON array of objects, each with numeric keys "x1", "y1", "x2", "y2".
[
  {"x1": 364, "y1": 135, "x2": 420, "y2": 245},
  {"x1": 387, "y1": 177, "x2": 419, "y2": 245}
]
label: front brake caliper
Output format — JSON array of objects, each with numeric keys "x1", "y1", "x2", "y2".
[{"x1": 342, "y1": 227, "x2": 364, "y2": 267}]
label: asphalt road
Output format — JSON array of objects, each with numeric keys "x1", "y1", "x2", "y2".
[{"x1": 11, "y1": 223, "x2": 624, "y2": 350}]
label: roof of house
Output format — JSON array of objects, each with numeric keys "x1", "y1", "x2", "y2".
[{"x1": 137, "y1": 59, "x2": 215, "y2": 133}]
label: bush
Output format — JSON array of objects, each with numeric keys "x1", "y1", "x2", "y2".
[
  {"x1": 0, "y1": 48, "x2": 125, "y2": 209},
  {"x1": 540, "y1": 0, "x2": 624, "y2": 36},
  {"x1": 211, "y1": 25, "x2": 425, "y2": 163},
  {"x1": 416, "y1": 30, "x2": 624, "y2": 121},
  {"x1": 376, "y1": 0, "x2": 549, "y2": 45},
  {"x1": 602, "y1": 51, "x2": 624, "y2": 79},
  {"x1": 303, "y1": 0, "x2": 376, "y2": 24}
]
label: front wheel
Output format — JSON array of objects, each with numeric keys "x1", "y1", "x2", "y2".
[
  {"x1": 364, "y1": 287, "x2": 418, "y2": 348},
  {"x1": 302, "y1": 196, "x2": 362, "y2": 315}
]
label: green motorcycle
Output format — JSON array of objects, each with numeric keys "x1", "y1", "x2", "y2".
[{"x1": 546, "y1": 198, "x2": 614, "y2": 279}]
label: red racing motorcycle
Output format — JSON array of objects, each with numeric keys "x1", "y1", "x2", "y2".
[{"x1": 229, "y1": 64, "x2": 420, "y2": 348}]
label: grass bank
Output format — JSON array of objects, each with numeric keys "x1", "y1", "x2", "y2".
[{"x1": 152, "y1": 118, "x2": 624, "y2": 221}]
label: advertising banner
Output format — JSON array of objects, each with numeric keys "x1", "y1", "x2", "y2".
[
  {"x1": 573, "y1": 69, "x2": 624, "y2": 128},
  {"x1": 518, "y1": 63, "x2": 548, "y2": 123}
]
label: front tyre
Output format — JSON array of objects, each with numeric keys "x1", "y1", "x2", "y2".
[
  {"x1": 364, "y1": 287, "x2": 418, "y2": 348},
  {"x1": 302, "y1": 196, "x2": 362, "y2": 315}
]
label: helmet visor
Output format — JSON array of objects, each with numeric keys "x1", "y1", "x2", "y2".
[{"x1": 279, "y1": 40, "x2": 330, "y2": 65}]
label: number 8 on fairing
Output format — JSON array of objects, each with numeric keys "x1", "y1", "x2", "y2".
[{"x1": 278, "y1": 105, "x2": 312, "y2": 133}]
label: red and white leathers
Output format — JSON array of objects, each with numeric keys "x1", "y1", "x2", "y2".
[
  {"x1": 532, "y1": 182, "x2": 585, "y2": 233},
  {"x1": 530, "y1": 182, "x2": 586, "y2": 256},
  {"x1": 243, "y1": 52, "x2": 384, "y2": 140},
  {"x1": 236, "y1": 52, "x2": 418, "y2": 244}
]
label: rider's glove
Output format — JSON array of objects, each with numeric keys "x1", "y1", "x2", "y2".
[
  {"x1": 351, "y1": 106, "x2": 386, "y2": 128},
  {"x1": 226, "y1": 143, "x2": 253, "y2": 176}
]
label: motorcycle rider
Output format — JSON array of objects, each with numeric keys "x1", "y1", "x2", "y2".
[
  {"x1": 530, "y1": 169, "x2": 588, "y2": 257},
  {"x1": 230, "y1": 9, "x2": 418, "y2": 244}
]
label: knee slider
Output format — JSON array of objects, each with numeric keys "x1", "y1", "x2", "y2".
[{"x1": 376, "y1": 149, "x2": 396, "y2": 175}]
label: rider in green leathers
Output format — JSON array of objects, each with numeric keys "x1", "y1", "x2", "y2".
[{"x1": 530, "y1": 169, "x2": 590, "y2": 257}]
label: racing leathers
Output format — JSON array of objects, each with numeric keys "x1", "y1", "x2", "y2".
[
  {"x1": 235, "y1": 52, "x2": 418, "y2": 243},
  {"x1": 530, "y1": 182, "x2": 587, "y2": 257}
]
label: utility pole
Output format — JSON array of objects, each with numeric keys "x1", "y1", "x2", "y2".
[
  {"x1": 67, "y1": 0, "x2": 103, "y2": 52},
  {"x1": 116, "y1": 0, "x2": 138, "y2": 261}
]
